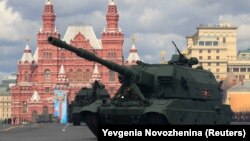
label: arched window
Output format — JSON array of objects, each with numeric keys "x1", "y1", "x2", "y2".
[
  {"x1": 32, "y1": 111, "x2": 38, "y2": 123},
  {"x1": 22, "y1": 101, "x2": 27, "y2": 113},
  {"x1": 43, "y1": 106, "x2": 49, "y2": 115},
  {"x1": 109, "y1": 70, "x2": 115, "y2": 81},
  {"x1": 24, "y1": 71, "x2": 29, "y2": 81},
  {"x1": 69, "y1": 69, "x2": 74, "y2": 81},
  {"x1": 77, "y1": 69, "x2": 82, "y2": 81},
  {"x1": 44, "y1": 69, "x2": 51, "y2": 82},
  {"x1": 86, "y1": 69, "x2": 91, "y2": 81}
]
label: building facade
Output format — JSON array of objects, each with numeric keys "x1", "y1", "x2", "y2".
[
  {"x1": 228, "y1": 49, "x2": 250, "y2": 80},
  {"x1": 183, "y1": 23, "x2": 237, "y2": 80},
  {"x1": 226, "y1": 81, "x2": 250, "y2": 113},
  {"x1": 0, "y1": 87, "x2": 11, "y2": 121},
  {"x1": 11, "y1": 0, "x2": 124, "y2": 124},
  {"x1": 0, "y1": 73, "x2": 16, "y2": 122}
]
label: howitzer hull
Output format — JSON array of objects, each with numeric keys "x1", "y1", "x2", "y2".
[{"x1": 80, "y1": 99, "x2": 232, "y2": 136}]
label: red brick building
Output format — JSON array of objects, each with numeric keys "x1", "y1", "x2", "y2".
[{"x1": 11, "y1": 0, "x2": 124, "y2": 124}]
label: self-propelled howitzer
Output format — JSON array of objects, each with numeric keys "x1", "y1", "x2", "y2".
[
  {"x1": 69, "y1": 81, "x2": 110, "y2": 126},
  {"x1": 48, "y1": 36, "x2": 232, "y2": 137}
]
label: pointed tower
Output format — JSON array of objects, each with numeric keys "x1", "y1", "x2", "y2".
[
  {"x1": 126, "y1": 38, "x2": 141, "y2": 65},
  {"x1": 37, "y1": 0, "x2": 60, "y2": 41},
  {"x1": 42, "y1": 0, "x2": 56, "y2": 32},
  {"x1": 36, "y1": 0, "x2": 60, "y2": 85},
  {"x1": 57, "y1": 65, "x2": 68, "y2": 86},
  {"x1": 102, "y1": 0, "x2": 124, "y2": 50},
  {"x1": 20, "y1": 44, "x2": 34, "y2": 64},
  {"x1": 106, "y1": 0, "x2": 119, "y2": 32},
  {"x1": 17, "y1": 41, "x2": 35, "y2": 83},
  {"x1": 12, "y1": 39, "x2": 38, "y2": 124},
  {"x1": 91, "y1": 64, "x2": 101, "y2": 82},
  {"x1": 101, "y1": 0, "x2": 124, "y2": 95}
]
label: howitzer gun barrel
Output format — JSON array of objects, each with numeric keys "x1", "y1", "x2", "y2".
[{"x1": 48, "y1": 36, "x2": 137, "y2": 78}]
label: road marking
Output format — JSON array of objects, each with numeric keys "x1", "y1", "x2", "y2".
[
  {"x1": 62, "y1": 123, "x2": 70, "y2": 132},
  {"x1": 0, "y1": 125, "x2": 23, "y2": 132}
]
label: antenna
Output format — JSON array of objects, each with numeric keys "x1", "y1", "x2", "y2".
[
  {"x1": 172, "y1": 41, "x2": 182, "y2": 55},
  {"x1": 172, "y1": 41, "x2": 188, "y2": 63}
]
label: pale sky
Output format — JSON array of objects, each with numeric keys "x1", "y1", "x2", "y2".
[{"x1": 0, "y1": 0, "x2": 250, "y2": 73}]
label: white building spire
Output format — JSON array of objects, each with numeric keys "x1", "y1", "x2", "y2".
[
  {"x1": 109, "y1": 0, "x2": 115, "y2": 5},
  {"x1": 91, "y1": 64, "x2": 101, "y2": 82},
  {"x1": 126, "y1": 37, "x2": 141, "y2": 65},
  {"x1": 20, "y1": 40, "x2": 34, "y2": 64},
  {"x1": 46, "y1": 0, "x2": 52, "y2": 5},
  {"x1": 59, "y1": 65, "x2": 65, "y2": 74},
  {"x1": 57, "y1": 65, "x2": 67, "y2": 83},
  {"x1": 55, "y1": 64, "x2": 69, "y2": 90},
  {"x1": 30, "y1": 91, "x2": 41, "y2": 102},
  {"x1": 57, "y1": 65, "x2": 68, "y2": 85}
]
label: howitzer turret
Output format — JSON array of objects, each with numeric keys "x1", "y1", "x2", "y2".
[
  {"x1": 48, "y1": 36, "x2": 232, "y2": 137},
  {"x1": 169, "y1": 41, "x2": 198, "y2": 67}
]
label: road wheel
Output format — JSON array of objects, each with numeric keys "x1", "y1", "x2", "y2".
[{"x1": 145, "y1": 113, "x2": 168, "y2": 124}]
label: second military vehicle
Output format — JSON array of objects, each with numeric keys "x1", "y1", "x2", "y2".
[
  {"x1": 69, "y1": 81, "x2": 109, "y2": 126},
  {"x1": 48, "y1": 37, "x2": 232, "y2": 136}
]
